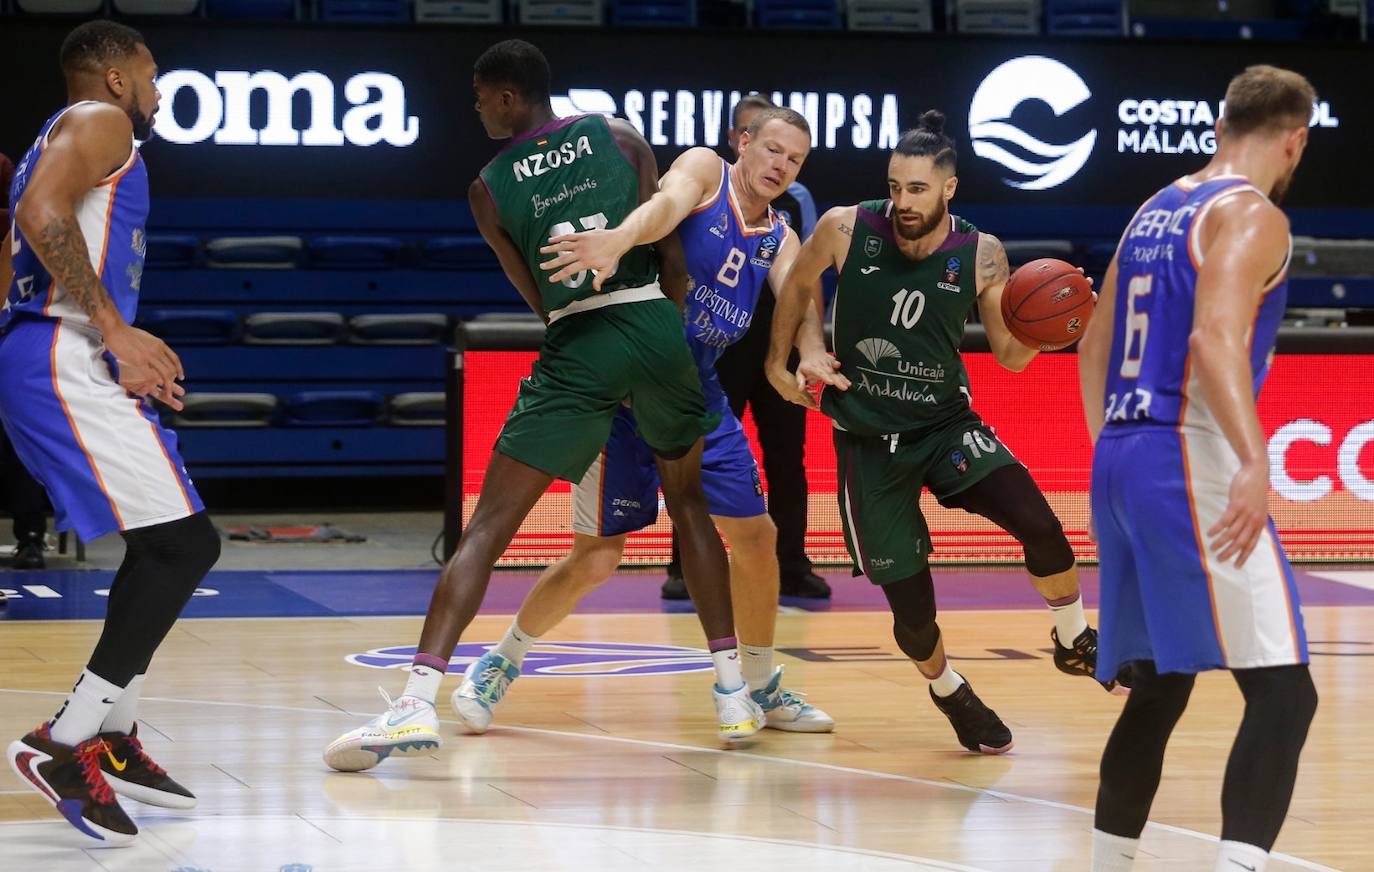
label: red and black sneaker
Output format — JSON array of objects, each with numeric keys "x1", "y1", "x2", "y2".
[
  {"x1": 97, "y1": 724, "x2": 196, "y2": 810},
  {"x1": 1052, "y1": 626, "x2": 1130, "y2": 694},
  {"x1": 6, "y1": 724, "x2": 138, "y2": 845}
]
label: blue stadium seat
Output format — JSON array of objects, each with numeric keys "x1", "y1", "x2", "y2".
[
  {"x1": 139, "y1": 309, "x2": 241, "y2": 345},
  {"x1": 206, "y1": 0, "x2": 294, "y2": 14},
  {"x1": 955, "y1": 0, "x2": 1041, "y2": 34},
  {"x1": 281, "y1": 390, "x2": 385, "y2": 427},
  {"x1": 113, "y1": 0, "x2": 200, "y2": 13},
  {"x1": 415, "y1": 0, "x2": 503, "y2": 21},
  {"x1": 348, "y1": 313, "x2": 450, "y2": 345},
  {"x1": 317, "y1": 0, "x2": 409, "y2": 19},
  {"x1": 145, "y1": 234, "x2": 200, "y2": 269},
  {"x1": 16, "y1": 0, "x2": 103, "y2": 11},
  {"x1": 205, "y1": 236, "x2": 304, "y2": 268},
  {"x1": 1001, "y1": 239, "x2": 1075, "y2": 269},
  {"x1": 421, "y1": 236, "x2": 496, "y2": 269},
  {"x1": 609, "y1": 0, "x2": 695, "y2": 25},
  {"x1": 1130, "y1": 17, "x2": 1305, "y2": 39},
  {"x1": 754, "y1": 0, "x2": 840, "y2": 28},
  {"x1": 243, "y1": 312, "x2": 347, "y2": 344},
  {"x1": 308, "y1": 236, "x2": 404, "y2": 269},
  {"x1": 1046, "y1": 0, "x2": 1122, "y2": 34}
]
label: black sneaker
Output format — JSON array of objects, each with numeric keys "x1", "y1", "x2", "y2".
[
  {"x1": 97, "y1": 725, "x2": 197, "y2": 810},
  {"x1": 929, "y1": 681, "x2": 1014, "y2": 755},
  {"x1": 1052, "y1": 626, "x2": 1125, "y2": 693},
  {"x1": 660, "y1": 570, "x2": 689, "y2": 600},
  {"x1": 6, "y1": 724, "x2": 138, "y2": 845},
  {"x1": 780, "y1": 569, "x2": 831, "y2": 599},
  {"x1": 12, "y1": 539, "x2": 45, "y2": 570}
]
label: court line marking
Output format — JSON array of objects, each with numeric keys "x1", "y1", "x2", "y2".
[{"x1": 0, "y1": 687, "x2": 1338, "y2": 872}]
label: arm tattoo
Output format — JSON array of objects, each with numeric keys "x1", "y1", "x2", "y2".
[
  {"x1": 838, "y1": 223, "x2": 853, "y2": 237},
  {"x1": 34, "y1": 216, "x2": 116, "y2": 322},
  {"x1": 977, "y1": 235, "x2": 1010, "y2": 288}
]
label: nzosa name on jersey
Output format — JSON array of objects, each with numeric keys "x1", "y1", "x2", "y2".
[
  {"x1": 153, "y1": 70, "x2": 419, "y2": 147},
  {"x1": 553, "y1": 88, "x2": 902, "y2": 150}
]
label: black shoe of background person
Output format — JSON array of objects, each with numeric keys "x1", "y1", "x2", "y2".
[
  {"x1": 12, "y1": 537, "x2": 46, "y2": 570},
  {"x1": 780, "y1": 569, "x2": 831, "y2": 599},
  {"x1": 660, "y1": 567, "x2": 689, "y2": 600}
]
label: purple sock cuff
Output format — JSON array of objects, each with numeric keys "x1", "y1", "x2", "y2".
[
  {"x1": 1045, "y1": 592, "x2": 1081, "y2": 608},
  {"x1": 707, "y1": 636, "x2": 738, "y2": 653},
  {"x1": 413, "y1": 653, "x2": 449, "y2": 673}
]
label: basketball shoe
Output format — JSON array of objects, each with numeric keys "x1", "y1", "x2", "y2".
[
  {"x1": 929, "y1": 681, "x2": 1014, "y2": 755},
  {"x1": 451, "y1": 651, "x2": 519, "y2": 734},
  {"x1": 751, "y1": 667, "x2": 834, "y2": 733},
  {"x1": 323, "y1": 689, "x2": 441, "y2": 772},
  {"x1": 713, "y1": 683, "x2": 765, "y2": 742},
  {"x1": 1052, "y1": 626, "x2": 1129, "y2": 694},
  {"x1": 7, "y1": 724, "x2": 138, "y2": 845},
  {"x1": 97, "y1": 725, "x2": 196, "y2": 809}
]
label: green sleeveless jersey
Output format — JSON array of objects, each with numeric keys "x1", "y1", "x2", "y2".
[
  {"x1": 479, "y1": 114, "x2": 658, "y2": 314},
  {"x1": 821, "y1": 200, "x2": 981, "y2": 436}
]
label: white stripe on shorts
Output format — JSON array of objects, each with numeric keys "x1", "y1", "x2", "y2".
[{"x1": 571, "y1": 448, "x2": 605, "y2": 536}]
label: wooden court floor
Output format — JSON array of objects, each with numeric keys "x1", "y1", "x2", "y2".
[{"x1": 1, "y1": 605, "x2": 1370, "y2": 871}]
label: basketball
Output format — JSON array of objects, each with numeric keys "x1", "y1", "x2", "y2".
[{"x1": 1000, "y1": 258, "x2": 1095, "y2": 351}]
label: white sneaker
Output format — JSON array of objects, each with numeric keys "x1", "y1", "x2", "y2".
[
  {"x1": 450, "y1": 651, "x2": 520, "y2": 734},
  {"x1": 713, "y1": 683, "x2": 765, "y2": 742},
  {"x1": 323, "y1": 689, "x2": 441, "y2": 772},
  {"x1": 752, "y1": 666, "x2": 835, "y2": 733}
]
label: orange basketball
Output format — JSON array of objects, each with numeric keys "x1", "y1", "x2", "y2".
[{"x1": 1000, "y1": 258, "x2": 1095, "y2": 351}]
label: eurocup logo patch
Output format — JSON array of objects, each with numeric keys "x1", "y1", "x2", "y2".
[
  {"x1": 346, "y1": 641, "x2": 713, "y2": 677},
  {"x1": 968, "y1": 56, "x2": 1097, "y2": 191}
]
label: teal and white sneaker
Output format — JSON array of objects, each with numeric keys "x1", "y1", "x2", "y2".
[
  {"x1": 752, "y1": 667, "x2": 835, "y2": 733},
  {"x1": 323, "y1": 689, "x2": 441, "y2": 772},
  {"x1": 713, "y1": 683, "x2": 765, "y2": 742},
  {"x1": 451, "y1": 651, "x2": 520, "y2": 734}
]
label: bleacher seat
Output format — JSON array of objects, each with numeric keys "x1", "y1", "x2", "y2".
[
  {"x1": 517, "y1": 0, "x2": 602, "y2": 24},
  {"x1": 1082, "y1": 241, "x2": 1119, "y2": 275},
  {"x1": 609, "y1": 0, "x2": 694, "y2": 24},
  {"x1": 140, "y1": 309, "x2": 241, "y2": 345},
  {"x1": 421, "y1": 236, "x2": 495, "y2": 269},
  {"x1": 1046, "y1": 0, "x2": 1122, "y2": 34},
  {"x1": 281, "y1": 390, "x2": 385, "y2": 427},
  {"x1": 206, "y1": 0, "x2": 295, "y2": 15},
  {"x1": 755, "y1": 0, "x2": 841, "y2": 28},
  {"x1": 307, "y1": 236, "x2": 404, "y2": 269},
  {"x1": 242, "y1": 312, "x2": 347, "y2": 344},
  {"x1": 144, "y1": 234, "x2": 200, "y2": 269},
  {"x1": 16, "y1": 0, "x2": 102, "y2": 11},
  {"x1": 348, "y1": 313, "x2": 450, "y2": 345},
  {"x1": 1002, "y1": 239, "x2": 1075, "y2": 268},
  {"x1": 173, "y1": 393, "x2": 279, "y2": 428},
  {"x1": 317, "y1": 0, "x2": 409, "y2": 19},
  {"x1": 113, "y1": 0, "x2": 199, "y2": 13},
  {"x1": 414, "y1": 0, "x2": 502, "y2": 21},
  {"x1": 955, "y1": 0, "x2": 1041, "y2": 33},
  {"x1": 1130, "y1": 16, "x2": 1305, "y2": 38},
  {"x1": 388, "y1": 392, "x2": 446, "y2": 427},
  {"x1": 205, "y1": 236, "x2": 304, "y2": 269},
  {"x1": 1289, "y1": 237, "x2": 1374, "y2": 276},
  {"x1": 846, "y1": 0, "x2": 932, "y2": 30}
]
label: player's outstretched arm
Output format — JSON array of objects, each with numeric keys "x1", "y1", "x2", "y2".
[
  {"x1": 766, "y1": 206, "x2": 852, "y2": 409},
  {"x1": 469, "y1": 177, "x2": 547, "y2": 323},
  {"x1": 16, "y1": 103, "x2": 184, "y2": 409},
  {"x1": 539, "y1": 141, "x2": 719, "y2": 291},
  {"x1": 1190, "y1": 193, "x2": 1290, "y2": 567},
  {"x1": 612, "y1": 119, "x2": 690, "y2": 305},
  {"x1": 1078, "y1": 254, "x2": 1121, "y2": 444},
  {"x1": 974, "y1": 233, "x2": 1037, "y2": 373}
]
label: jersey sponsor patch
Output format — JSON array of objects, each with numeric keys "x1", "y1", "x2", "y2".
[{"x1": 749, "y1": 234, "x2": 780, "y2": 268}]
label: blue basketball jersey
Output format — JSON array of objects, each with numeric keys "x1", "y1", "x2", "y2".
[
  {"x1": 1103, "y1": 175, "x2": 1290, "y2": 434},
  {"x1": 3, "y1": 103, "x2": 149, "y2": 333},
  {"x1": 677, "y1": 159, "x2": 789, "y2": 410}
]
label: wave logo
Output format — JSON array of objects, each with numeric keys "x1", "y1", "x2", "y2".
[
  {"x1": 968, "y1": 56, "x2": 1096, "y2": 191},
  {"x1": 346, "y1": 641, "x2": 712, "y2": 677},
  {"x1": 551, "y1": 89, "x2": 618, "y2": 118}
]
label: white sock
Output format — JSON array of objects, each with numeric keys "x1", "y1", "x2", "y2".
[
  {"x1": 493, "y1": 620, "x2": 539, "y2": 668},
  {"x1": 49, "y1": 669, "x2": 124, "y2": 746},
  {"x1": 1048, "y1": 593, "x2": 1089, "y2": 645},
  {"x1": 100, "y1": 673, "x2": 145, "y2": 735},
  {"x1": 710, "y1": 643, "x2": 744, "y2": 691},
  {"x1": 1091, "y1": 829, "x2": 1139, "y2": 872},
  {"x1": 401, "y1": 662, "x2": 445, "y2": 705},
  {"x1": 740, "y1": 644, "x2": 774, "y2": 691},
  {"x1": 925, "y1": 660, "x2": 966, "y2": 698},
  {"x1": 1215, "y1": 840, "x2": 1268, "y2": 872}
]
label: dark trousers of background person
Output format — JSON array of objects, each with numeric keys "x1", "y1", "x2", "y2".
[
  {"x1": 669, "y1": 289, "x2": 820, "y2": 590},
  {"x1": 2, "y1": 425, "x2": 50, "y2": 558}
]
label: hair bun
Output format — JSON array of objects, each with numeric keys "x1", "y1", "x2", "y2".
[{"x1": 918, "y1": 110, "x2": 946, "y2": 135}]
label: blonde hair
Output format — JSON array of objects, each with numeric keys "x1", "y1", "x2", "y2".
[{"x1": 1222, "y1": 65, "x2": 1316, "y2": 137}]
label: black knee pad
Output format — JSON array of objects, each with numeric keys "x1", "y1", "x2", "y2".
[
  {"x1": 123, "y1": 511, "x2": 221, "y2": 595},
  {"x1": 1022, "y1": 513, "x2": 1075, "y2": 578},
  {"x1": 882, "y1": 571, "x2": 939, "y2": 661},
  {"x1": 1234, "y1": 664, "x2": 1318, "y2": 723}
]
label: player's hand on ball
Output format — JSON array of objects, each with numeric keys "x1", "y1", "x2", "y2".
[
  {"x1": 1209, "y1": 460, "x2": 1269, "y2": 567},
  {"x1": 540, "y1": 229, "x2": 624, "y2": 292}
]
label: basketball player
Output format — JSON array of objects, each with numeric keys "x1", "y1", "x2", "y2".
[
  {"x1": 767, "y1": 111, "x2": 1110, "y2": 755},
  {"x1": 446, "y1": 106, "x2": 834, "y2": 736},
  {"x1": 1, "y1": 22, "x2": 218, "y2": 844},
  {"x1": 1079, "y1": 66, "x2": 1318, "y2": 872},
  {"x1": 326, "y1": 40, "x2": 753, "y2": 771}
]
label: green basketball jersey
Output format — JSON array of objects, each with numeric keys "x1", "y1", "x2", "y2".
[
  {"x1": 821, "y1": 200, "x2": 981, "y2": 436},
  {"x1": 479, "y1": 114, "x2": 658, "y2": 315}
]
